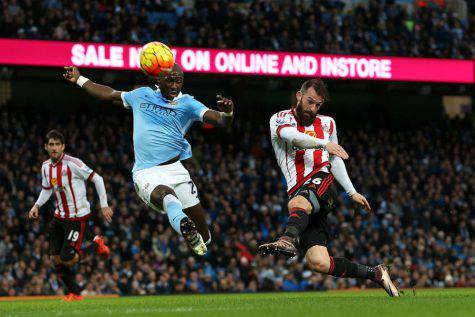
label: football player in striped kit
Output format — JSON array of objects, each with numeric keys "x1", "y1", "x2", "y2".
[
  {"x1": 28, "y1": 130, "x2": 113, "y2": 301},
  {"x1": 258, "y1": 79, "x2": 400, "y2": 297}
]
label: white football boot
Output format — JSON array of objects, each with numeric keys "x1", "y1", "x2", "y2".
[{"x1": 375, "y1": 264, "x2": 400, "y2": 297}]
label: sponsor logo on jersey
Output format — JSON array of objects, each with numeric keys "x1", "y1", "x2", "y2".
[{"x1": 140, "y1": 103, "x2": 177, "y2": 116}]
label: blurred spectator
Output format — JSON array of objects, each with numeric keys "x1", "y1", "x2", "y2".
[
  {"x1": 0, "y1": 107, "x2": 474, "y2": 296},
  {"x1": 0, "y1": 0, "x2": 473, "y2": 59}
]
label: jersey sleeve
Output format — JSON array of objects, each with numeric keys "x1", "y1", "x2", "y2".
[
  {"x1": 70, "y1": 160, "x2": 95, "y2": 181},
  {"x1": 41, "y1": 165, "x2": 51, "y2": 189},
  {"x1": 187, "y1": 97, "x2": 209, "y2": 122},
  {"x1": 121, "y1": 87, "x2": 149, "y2": 110},
  {"x1": 269, "y1": 112, "x2": 295, "y2": 140}
]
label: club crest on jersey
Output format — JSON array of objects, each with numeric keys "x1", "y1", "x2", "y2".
[
  {"x1": 322, "y1": 123, "x2": 331, "y2": 133},
  {"x1": 304, "y1": 131, "x2": 317, "y2": 138},
  {"x1": 51, "y1": 178, "x2": 64, "y2": 192}
]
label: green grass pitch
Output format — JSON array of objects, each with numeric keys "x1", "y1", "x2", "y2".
[{"x1": 1, "y1": 289, "x2": 474, "y2": 317}]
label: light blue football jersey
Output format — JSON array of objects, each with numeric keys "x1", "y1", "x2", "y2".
[{"x1": 121, "y1": 87, "x2": 208, "y2": 173}]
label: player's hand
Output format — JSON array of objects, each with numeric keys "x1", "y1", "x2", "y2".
[
  {"x1": 28, "y1": 205, "x2": 39, "y2": 220},
  {"x1": 101, "y1": 206, "x2": 113, "y2": 223},
  {"x1": 216, "y1": 95, "x2": 233, "y2": 114},
  {"x1": 325, "y1": 142, "x2": 349, "y2": 160},
  {"x1": 350, "y1": 192, "x2": 372, "y2": 212},
  {"x1": 63, "y1": 66, "x2": 81, "y2": 83}
]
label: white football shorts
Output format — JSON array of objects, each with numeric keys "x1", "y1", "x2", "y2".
[{"x1": 132, "y1": 161, "x2": 200, "y2": 213}]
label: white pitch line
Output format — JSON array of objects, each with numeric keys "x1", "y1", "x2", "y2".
[{"x1": 2, "y1": 305, "x2": 255, "y2": 317}]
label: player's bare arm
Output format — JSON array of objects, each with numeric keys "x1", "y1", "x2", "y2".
[
  {"x1": 202, "y1": 95, "x2": 234, "y2": 127},
  {"x1": 63, "y1": 66, "x2": 123, "y2": 102}
]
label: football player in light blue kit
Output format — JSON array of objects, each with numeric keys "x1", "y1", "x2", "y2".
[{"x1": 63, "y1": 64, "x2": 234, "y2": 255}]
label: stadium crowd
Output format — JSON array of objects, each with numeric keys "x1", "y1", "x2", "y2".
[
  {"x1": 0, "y1": 107, "x2": 473, "y2": 296},
  {"x1": 0, "y1": 0, "x2": 473, "y2": 59}
]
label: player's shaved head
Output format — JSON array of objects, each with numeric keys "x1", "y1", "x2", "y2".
[
  {"x1": 157, "y1": 63, "x2": 184, "y2": 101},
  {"x1": 158, "y1": 64, "x2": 183, "y2": 80},
  {"x1": 170, "y1": 64, "x2": 183, "y2": 77}
]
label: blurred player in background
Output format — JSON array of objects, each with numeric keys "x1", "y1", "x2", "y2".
[
  {"x1": 63, "y1": 64, "x2": 234, "y2": 256},
  {"x1": 258, "y1": 79, "x2": 400, "y2": 297},
  {"x1": 28, "y1": 130, "x2": 113, "y2": 301}
]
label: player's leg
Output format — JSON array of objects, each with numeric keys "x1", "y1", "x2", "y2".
[
  {"x1": 259, "y1": 172, "x2": 333, "y2": 257},
  {"x1": 299, "y1": 189, "x2": 400, "y2": 297},
  {"x1": 183, "y1": 204, "x2": 211, "y2": 244},
  {"x1": 305, "y1": 245, "x2": 400, "y2": 297},
  {"x1": 258, "y1": 186, "x2": 316, "y2": 257},
  {"x1": 174, "y1": 180, "x2": 211, "y2": 244},
  {"x1": 149, "y1": 184, "x2": 207, "y2": 255},
  {"x1": 57, "y1": 219, "x2": 88, "y2": 299},
  {"x1": 49, "y1": 219, "x2": 82, "y2": 299},
  {"x1": 48, "y1": 218, "x2": 71, "y2": 297},
  {"x1": 80, "y1": 235, "x2": 110, "y2": 260},
  {"x1": 133, "y1": 166, "x2": 206, "y2": 255}
]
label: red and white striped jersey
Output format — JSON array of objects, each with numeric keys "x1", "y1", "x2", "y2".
[
  {"x1": 41, "y1": 153, "x2": 95, "y2": 220},
  {"x1": 270, "y1": 108, "x2": 337, "y2": 195}
]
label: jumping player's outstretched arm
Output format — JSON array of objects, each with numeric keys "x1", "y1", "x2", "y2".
[
  {"x1": 202, "y1": 95, "x2": 234, "y2": 127},
  {"x1": 63, "y1": 66, "x2": 123, "y2": 103},
  {"x1": 328, "y1": 119, "x2": 371, "y2": 211}
]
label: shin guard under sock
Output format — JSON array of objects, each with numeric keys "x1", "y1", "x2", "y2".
[
  {"x1": 56, "y1": 264, "x2": 80, "y2": 295},
  {"x1": 328, "y1": 256, "x2": 376, "y2": 280},
  {"x1": 284, "y1": 208, "x2": 309, "y2": 239}
]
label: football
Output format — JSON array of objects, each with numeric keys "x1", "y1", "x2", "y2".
[{"x1": 139, "y1": 42, "x2": 175, "y2": 77}]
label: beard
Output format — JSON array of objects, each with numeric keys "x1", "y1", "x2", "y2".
[{"x1": 295, "y1": 100, "x2": 315, "y2": 126}]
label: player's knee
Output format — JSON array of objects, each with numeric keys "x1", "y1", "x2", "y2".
[
  {"x1": 60, "y1": 248, "x2": 77, "y2": 263},
  {"x1": 62, "y1": 253, "x2": 80, "y2": 267},
  {"x1": 288, "y1": 196, "x2": 312, "y2": 214},
  {"x1": 150, "y1": 185, "x2": 175, "y2": 209},
  {"x1": 306, "y1": 255, "x2": 328, "y2": 273},
  {"x1": 305, "y1": 249, "x2": 330, "y2": 273}
]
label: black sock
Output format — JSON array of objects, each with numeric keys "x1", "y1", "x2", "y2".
[
  {"x1": 327, "y1": 256, "x2": 376, "y2": 280},
  {"x1": 80, "y1": 242, "x2": 98, "y2": 258},
  {"x1": 284, "y1": 208, "x2": 309, "y2": 239},
  {"x1": 56, "y1": 264, "x2": 80, "y2": 295}
]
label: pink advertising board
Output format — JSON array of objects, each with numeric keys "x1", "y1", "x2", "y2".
[{"x1": 0, "y1": 39, "x2": 473, "y2": 83}]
